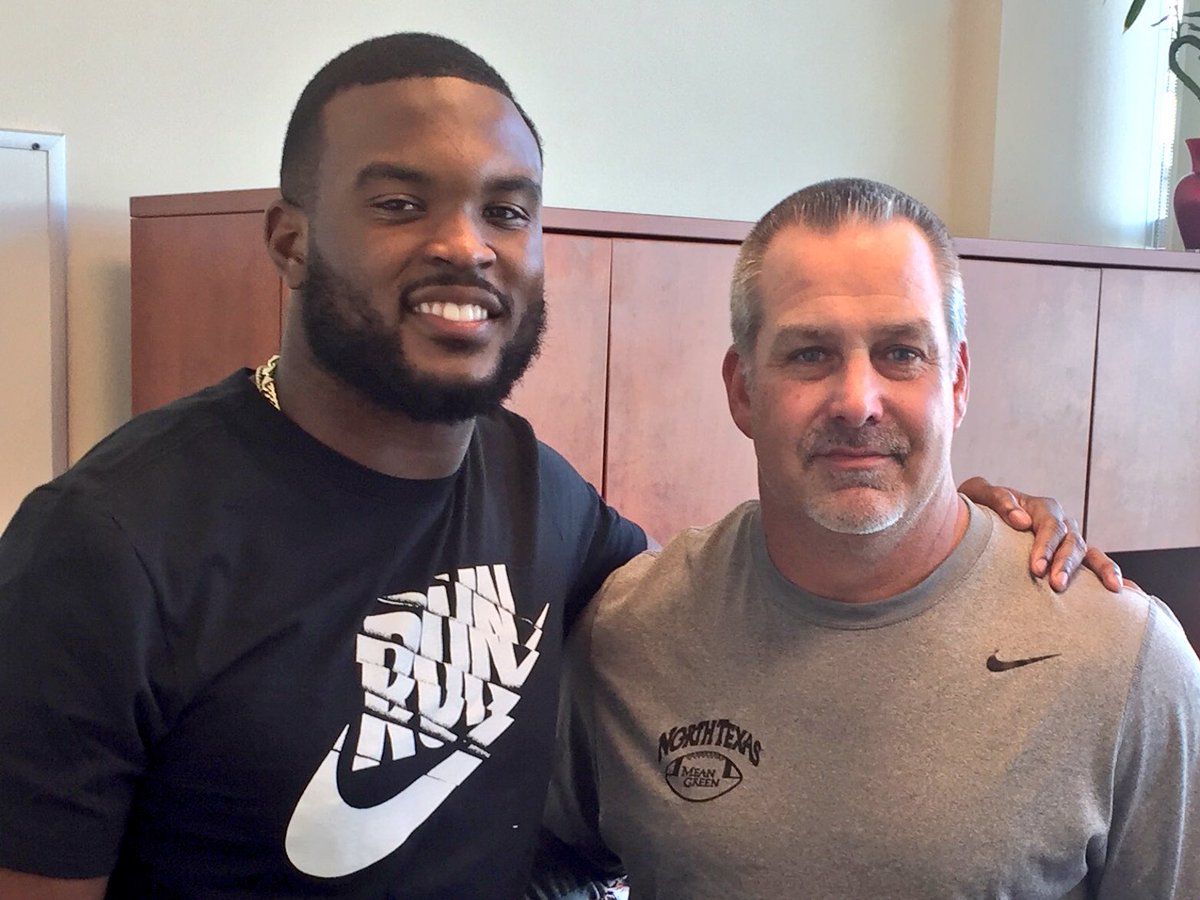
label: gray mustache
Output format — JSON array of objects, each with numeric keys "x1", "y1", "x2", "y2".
[{"x1": 803, "y1": 427, "x2": 910, "y2": 460}]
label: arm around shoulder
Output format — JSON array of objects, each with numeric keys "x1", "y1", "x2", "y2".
[{"x1": 538, "y1": 443, "x2": 647, "y2": 626}]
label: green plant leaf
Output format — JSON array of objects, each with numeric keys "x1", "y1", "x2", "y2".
[
  {"x1": 1170, "y1": 34, "x2": 1200, "y2": 105},
  {"x1": 1125, "y1": 0, "x2": 1148, "y2": 31}
]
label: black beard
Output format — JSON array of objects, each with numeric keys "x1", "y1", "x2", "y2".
[{"x1": 299, "y1": 246, "x2": 546, "y2": 423}]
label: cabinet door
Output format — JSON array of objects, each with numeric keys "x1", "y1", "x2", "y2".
[
  {"x1": 605, "y1": 238, "x2": 754, "y2": 543},
  {"x1": 505, "y1": 233, "x2": 611, "y2": 488},
  {"x1": 131, "y1": 213, "x2": 283, "y2": 413},
  {"x1": 1088, "y1": 268, "x2": 1200, "y2": 550},
  {"x1": 952, "y1": 260, "x2": 1099, "y2": 522}
]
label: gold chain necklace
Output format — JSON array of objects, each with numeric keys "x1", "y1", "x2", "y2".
[{"x1": 252, "y1": 354, "x2": 281, "y2": 410}]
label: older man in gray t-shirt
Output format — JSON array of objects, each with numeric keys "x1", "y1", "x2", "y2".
[{"x1": 536, "y1": 178, "x2": 1200, "y2": 898}]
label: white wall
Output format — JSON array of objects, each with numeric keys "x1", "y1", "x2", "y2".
[
  {"x1": 10, "y1": 2, "x2": 1174, "y2": 463},
  {"x1": 2, "y1": 0, "x2": 964, "y2": 460},
  {"x1": 2, "y1": 1, "x2": 1177, "y2": 460},
  {"x1": 989, "y1": 0, "x2": 1165, "y2": 247}
]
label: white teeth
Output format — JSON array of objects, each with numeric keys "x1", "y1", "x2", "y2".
[{"x1": 414, "y1": 302, "x2": 489, "y2": 322}]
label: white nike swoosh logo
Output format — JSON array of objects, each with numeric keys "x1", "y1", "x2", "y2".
[{"x1": 285, "y1": 725, "x2": 483, "y2": 878}]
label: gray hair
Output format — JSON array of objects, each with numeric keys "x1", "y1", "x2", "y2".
[{"x1": 730, "y1": 177, "x2": 965, "y2": 367}]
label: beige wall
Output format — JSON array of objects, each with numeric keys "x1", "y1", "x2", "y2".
[
  {"x1": 989, "y1": 0, "x2": 1165, "y2": 247},
  {"x1": 1, "y1": 1, "x2": 964, "y2": 460},
  {"x1": 0, "y1": 1, "x2": 1166, "y2": 462}
]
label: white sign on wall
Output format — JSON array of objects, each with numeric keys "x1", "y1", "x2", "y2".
[{"x1": 0, "y1": 131, "x2": 66, "y2": 531}]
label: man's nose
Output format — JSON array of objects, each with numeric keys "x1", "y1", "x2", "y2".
[
  {"x1": 828, "y1": 353, "x2": 884, "y2": 426},
  {"x1": 425, "y1": 211, "x2": 497, "y2": 269}
]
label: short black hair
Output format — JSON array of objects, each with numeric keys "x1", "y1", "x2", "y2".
[{"x1": 279, "y1": 32, "x2": 542, "y2": 206}]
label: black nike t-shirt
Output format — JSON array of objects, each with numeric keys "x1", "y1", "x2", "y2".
[{"x1": 0, "y1": 372, "x2": 646, "y2": 898}]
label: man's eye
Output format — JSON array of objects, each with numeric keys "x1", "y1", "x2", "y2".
[
  {"x1": 372, "y1": 198, "x2": 420, "y2": 213},
  {"x1": 787, "y1": 348, "x2": 827, "y2": 364},
  {"x1": 485, "y1": 205, "x2": 530, "y2": 224},
  {"x1": 885, "y1": 347, "x2": 922, "y2": 363}
]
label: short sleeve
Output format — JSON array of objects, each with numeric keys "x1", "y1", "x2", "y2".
[
  {"x1": 0, "y1": 485, "x2": 171, "y2": 877},
  {"x1": 535, "y1": 442, "x2": 647, "y2": 632},
  {"x1": 1099, "y1": 597, "x2": 1200, "y2": 897}
]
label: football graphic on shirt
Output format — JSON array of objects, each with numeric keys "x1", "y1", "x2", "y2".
[{"x1": 664, "y1": 750, "x2": 743, "y2": 802}]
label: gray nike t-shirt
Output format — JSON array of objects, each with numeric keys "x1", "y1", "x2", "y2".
[{"x1": 544, "y1": 499, "x2": 1200, "y2": 898}]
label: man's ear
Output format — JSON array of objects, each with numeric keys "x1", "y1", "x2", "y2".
[
  {"x1": 264, "y1": 198, "x2": 309, "y2": 291},
  {"x1": 952, "y1": 339, "x2": 970, "y2": 429},
  {"x1": 723, "y1": 345, "x2": 755, "y2": 440}
]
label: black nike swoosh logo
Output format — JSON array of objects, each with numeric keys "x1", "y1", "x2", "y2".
[{"x1": 987, "y1": 651, "x2": 1061, "y2": 672}]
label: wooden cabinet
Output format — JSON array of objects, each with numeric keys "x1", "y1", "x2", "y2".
[
  {"x1": 948, "y1": 241, "x2": 1200, "y2": 643},
  {"x1": 505, "y1": 233, "x2": 612, "y2": 488},
  {"x1": 951, "y1": 239, "x2": 1200, "y2": 557},
  {"x1": 605, "y1": 239, "x2": 754, "y2": 543},
  {"x1": 130, "y1": 210, "x2": 282, "y2": 412},
  {"x1": 952, "y1": 259, "x2": 1100, "y2": 524},
  {"x1": 1089, "y1": 269, "x2": 1200, "y2": 551},
  {"x1": 131, "y1": 192, "x2": 1200, "y2": 645},
  {"x1": 130, "y1": 193, "x2": 1200, "y2": 563}
]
